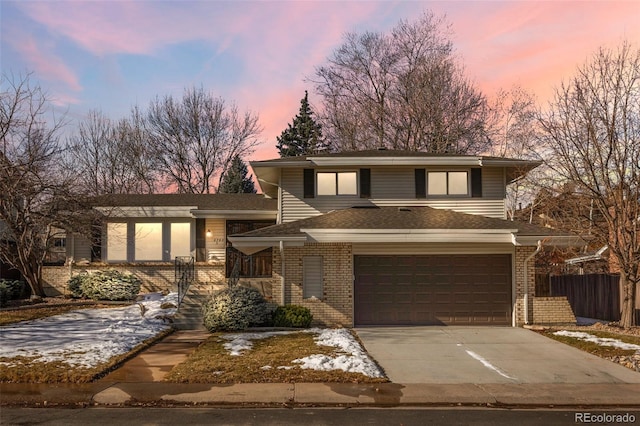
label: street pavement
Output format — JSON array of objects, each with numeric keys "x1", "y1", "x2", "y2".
[{"x1": 1, "y1": 329, "x2": 640, "y2": 408}]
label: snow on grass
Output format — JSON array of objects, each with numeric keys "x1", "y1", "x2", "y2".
[
  {"x1": 295, "y1": 328, "x2": 385, "y2": 378},
  {"x1": 221, "y1": 331, "x2": 293, "y2": 356},
  {"x1": 220, "y1": 328, "x2": 384, "y2": 378},
  {"x1": 554, "y1": 330, "x2": 640, "y2": 351},
  {"x1": 0, "y1": 292, "x2": 178, "y2": 368}
]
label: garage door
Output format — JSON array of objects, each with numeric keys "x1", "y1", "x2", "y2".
[{"x1": 354, "y1": 254, "x2": 512, "y2": 326}]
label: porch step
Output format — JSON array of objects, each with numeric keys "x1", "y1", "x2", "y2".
[{"x1": 173, "y1": 283, "x2": 213, "y2": 330}]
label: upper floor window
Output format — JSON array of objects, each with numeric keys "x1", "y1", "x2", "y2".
[
  {"x1": 427, "y1": 171, "x2": 468, "y2": 196},
  {"x1": 317, "y1": 171, "x2": 357, "y2": 196}
]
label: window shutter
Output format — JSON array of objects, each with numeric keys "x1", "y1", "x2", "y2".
[
  {"x1": 303, "y1": 256, "x2": 323, "y2": 299},
  {"x1": 471, "y1": 168, "x2": 482, "y2": 198},
  {"x1": 195, "y1": 218, "x2": 206, "y2": 262},
  {"x1": 303, "y1": 169, "x2": 315, "y2": 198},
  {"x1": 415, "y1": 169, "x2": 426, "y2": 198},
  {"x1": 360, "y1": 168, "x2": 371, "y2": 198}
]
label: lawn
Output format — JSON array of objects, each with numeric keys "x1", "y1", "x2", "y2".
[
  {"x1": 1, "y1": 294, "x2": 387, "y2": 384},
  {"x1": 0, "y1": 293, "x2": 177, "y2": 383},
  {"x1": 537, "y1": 326, "x2": 640, "y2": 371},
  {"x1": 165, "y1": 329, "x2": 387, "y2": 384}
]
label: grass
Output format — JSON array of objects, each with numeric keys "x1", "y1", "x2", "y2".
[
  {"x1": 538, "y1": 329, "x2": 640, "y2": 359},
  {"x1": 165, "y1": 331, "x2": 387, "y2": 384},
  {"x1": 0, "y1": 329, "x2": 173, "y2": 383}
]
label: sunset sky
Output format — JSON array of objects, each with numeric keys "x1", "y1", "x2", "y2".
[{"x1": 2, "y1": 1, "x2": 639, "y2": 161}]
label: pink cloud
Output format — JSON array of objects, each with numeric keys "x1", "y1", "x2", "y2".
[{"x1": 12, "y1": 34, "x2": 82, "y2": 94}]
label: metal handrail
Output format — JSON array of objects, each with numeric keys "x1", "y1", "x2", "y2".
[
  {"x1": 227, "y1": 257, "x2": 241, "y2": 288},
  {"x1": 175, "y1": 256, "x2": 195, "y2": 305}
]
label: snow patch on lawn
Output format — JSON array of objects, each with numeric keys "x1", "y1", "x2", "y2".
[
  {"x1": 0, "y1": 293, "x2": 178, "y2": 368},
  {"x1": 554, "y1": 330, "x2": 640, "y2": 351},
  {"x1": 294, "y1": 328, "x2": 384, "y2": 378},
  {"x1": 221, "y1": 331, "x2": 293, "y2": 356},
  {"x1": 220, "y1": 328, "x2": 384, "y2": 378}
]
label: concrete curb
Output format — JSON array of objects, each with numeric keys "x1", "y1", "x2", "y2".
[{"x1": 3, "y1": 382, "x2": 640, "y2": 408}]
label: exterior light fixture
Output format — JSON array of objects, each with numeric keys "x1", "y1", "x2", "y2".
[{"x1": 206, "y1": 229, "x2": 212, "y2": 238}]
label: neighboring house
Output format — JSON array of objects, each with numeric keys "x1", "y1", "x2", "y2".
[{"x1": 46, "y1": 149, "x2": 582, "y2": 326}]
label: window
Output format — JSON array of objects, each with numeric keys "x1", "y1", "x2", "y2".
[
  {"x1": 427, "y1": 171, "x2": 468, "y2": 195},
  {"x1": 107, "y1": 223, "x2": 127, "y2": 261},
  {"x1": 303, "y1": 256, "x2": 323, "y2": 299},
  {"x1": 170, "y1": 223, "x2": 191, "y2": 258},
  {"x1": 44, "y1": 237, "x2": 66, "y2": 265},
  {"x1": 317, "y1": 172, "x2": 357, "y2": 196},
  {"x1": 225, "y1": 220, "x2": 275, "y2": 278},
  {"x1": 135, "y1": 223, "x2": 163, "y2": 261}
]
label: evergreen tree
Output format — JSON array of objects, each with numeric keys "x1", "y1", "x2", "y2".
[
  {"x1": 276, "y1": 91, "x2": 327, "y2": 157},
  {"x1": 218, "y1": 155, "x2": 256, "y2": 193}
]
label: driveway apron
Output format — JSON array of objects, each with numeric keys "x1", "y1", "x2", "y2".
[{"x1": 355, "y1": 326, "x2": 640, "y2": 384}]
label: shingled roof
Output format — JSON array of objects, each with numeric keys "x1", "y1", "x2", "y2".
[
  {"x1": 231, "y1": 206, "x2": 572, "y2": 238},
  {"x1": 92, "y1": 193, "x2": 277, "y2": 211}
]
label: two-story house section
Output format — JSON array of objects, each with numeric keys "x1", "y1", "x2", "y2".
[{"x1": 229, "y1": 149, "x2": 582, "y2": 327}]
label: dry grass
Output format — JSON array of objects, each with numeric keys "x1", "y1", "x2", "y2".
[
  {"x1": 165, "y1": 331, "x2": 387, "y2": 384},
  {"x1": 538, "y1": 329, "x2": 640, "y2": 358},
  {"x1": 0, "y1": 329, "x2": 173, "y2": 383}
]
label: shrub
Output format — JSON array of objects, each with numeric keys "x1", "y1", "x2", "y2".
[
  {"x1": 0, "y1": 279, "x2": 25, "y2": 307},
  {"x1": 271, "y1": 305, "x2": 313, "y2": 328},
  {"x1": 202, "y1": 286, "x2": 268, "y2": 332},
  {"x1": 77, "y1": 270, "x2": 141, "y2": 301},
  {"x1": 67, "y1": 272, "x2": 91, "y2": 298}
]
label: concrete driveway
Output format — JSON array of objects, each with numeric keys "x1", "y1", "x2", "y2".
[{"x1": 355, "y1": 327, "x2": 640, "y2": 384}]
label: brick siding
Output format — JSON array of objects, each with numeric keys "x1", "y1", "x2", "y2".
[
  {"x1": 515, "y1": 246, "x2": 536, "y2": 326},
  {"x1": 44, "y1": 244, "x2": 543, "y2": 327},
  {"x1": 533, "y1": 296, "x2": 577, "y2": 325},
  {"x1": 273, "y1": 243, "x2": 353, "y2": 327},
  {"x1": 42, "y1": 262, "x2": 229, "y2": 297}
]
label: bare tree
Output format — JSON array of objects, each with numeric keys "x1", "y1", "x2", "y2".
[
  {"x1": 488, "y1": 86, "x2": 545, "y2": 221},
  {"x1": 146, "y1": 87, "x2": 262, "y2": 193},
  {"x1": 538, "y1": 41, "x2": 640, "y2": 326},
  {"x1": 67, "y1": 108, "x2": 159, "y2": 195},
  {"x1": 0, "y1": 73, "x2": 89, "y2": 297},
  {"x1": 314, "y1": 11, "x2": 492, "y2": 154}
]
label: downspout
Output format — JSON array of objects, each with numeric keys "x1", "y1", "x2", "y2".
[
  {"x1": 280, "y1": 240, "x2": 286, "y2": 306},
  {"x1": 523, "y1": 240, "x2": 543, "y2": 325}
]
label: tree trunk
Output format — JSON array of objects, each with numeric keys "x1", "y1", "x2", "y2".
[
  {"x1": 619, "y1": 272, "x2": 638, "y2": 327},
  {"x1": 20, "y1": 259, "x2": 46, "y2": 298}
]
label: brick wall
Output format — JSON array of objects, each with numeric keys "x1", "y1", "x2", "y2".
[
  {"x1": 533, "y1": 296, "x2": 577, "y2": 325},
  {"x1": 274, "y1": 243, "x2": 353, "y2": 327},
  {"x1": 42, "y1": 262, "x2": 229, "y2": 297},
  {"x1": 515, "y1": 246, "x2": 536, "y2": 326}
]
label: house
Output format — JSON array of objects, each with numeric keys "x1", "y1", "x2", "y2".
[{"x1": 43, "y1": 149, "x2": 582, "y2": 326}]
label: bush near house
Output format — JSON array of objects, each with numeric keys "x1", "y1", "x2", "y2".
[
  {"x1": 202, "y1": 286, "x2": 268, "y2": 331},
  {"x1": 67, "y1": 270, "x2": 141, "y2": 301},
  {"x1": 0, "y1": 279, "x2": 26, "y2": 307},
  {"x1": 272, "y1": 305, "x2": 313, "y2": 328}
]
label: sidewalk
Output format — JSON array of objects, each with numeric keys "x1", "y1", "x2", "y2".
[{"x1": 2, "y1": 330, "x2": 640, "y2": 408}]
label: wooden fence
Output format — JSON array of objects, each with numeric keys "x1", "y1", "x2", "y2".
[{"x1": 550, "y1": 274, "x2": 621, "y2": 321}]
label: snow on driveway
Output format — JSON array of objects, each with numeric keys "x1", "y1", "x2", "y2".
[{"x1": 0, "y1": 293, "x2": 177, "y2": 368}]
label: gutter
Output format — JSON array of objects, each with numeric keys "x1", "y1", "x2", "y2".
[
  {"x1": 279, "y1": 240, "x2": 285, "y2": 306},
  {"x1": 523, "y1": 240, "x2": 544, "y2": 325}
]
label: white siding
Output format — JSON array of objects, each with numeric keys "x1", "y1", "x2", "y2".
[
  {"x1": 206, "y1": 218, "x2": 226, "y2": 262},
  {"x1": 281, "y1": 166, "x2": 507, "y2": 222}
]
